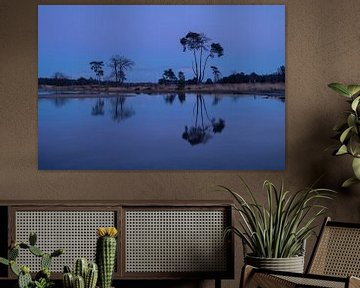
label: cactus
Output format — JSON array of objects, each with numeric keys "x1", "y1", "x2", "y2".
[
  {"x1": 74, "y1": 258, "x2": 88, "y2": 279},
  {"x1": 85, "y1": 263, "x2": 98, "y2": 288},
  {"x1": 18, "y1": 270, "x2": 32, "y2": 288},
  {"x1": 0, "y1": 232, "x2": 64, "y2": 288},
  {"x1": 29, "y1": 232, "x2": 37, "y2": 246},
  {"x1": 63, "y1": 272, "x2": 74, "y2": 288},
  {"x1": 10, "y1": 260, "x2": 20, "y2": 276},
  {"x1": 35, "y1": 268, "x2": 50, "y2": 281},
  {"x1": 9, "y1": 246, "x2": 19, "y2": 260},
  {"x1": 74, "y1": 275, "x2": 85, "y2": 288},
  {"x1": 96, "y1": 227, "x2": 118, "y2": 288},
  {"x1": 29, "y1": 245, "x2": 44, "y2": 257},
  {"x1": 63, "y1": 260, "x2": 98, "y2": 288},
  {"x1": 0, "y1": 257, "x2": 9, "y2": 266},
  {"x1": 41, "y1": 253, "x2": 52, "y2": 270}
]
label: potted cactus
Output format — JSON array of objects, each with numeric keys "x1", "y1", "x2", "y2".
[
  {"x1": 96, "y1": 227, "x2": 118, "y2": 288},
  {"x1": 62, "y1": 258, "x2": 98, "y2": 288},
  {"x1": 0, "y1": 232, "x2": 64, "y2": 288}
]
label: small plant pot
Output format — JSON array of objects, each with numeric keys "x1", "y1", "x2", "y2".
[{"x1": 245, "y1": 254, "x2": 305, "y2": 273}]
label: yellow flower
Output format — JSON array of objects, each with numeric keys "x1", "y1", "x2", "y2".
[{"x1": 97, "y1": 227, "x2": 118, "y2": 237}]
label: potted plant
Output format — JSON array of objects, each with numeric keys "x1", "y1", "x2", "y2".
[
  {"x1": 328, "y1": 83, "x2": 360, "y2": 187},
  {"x1": 220, "y1": 178, "x2": 334, "y2": 273},
  {"x1": 0, "y1": 232, "x2": 64, "y2": 288}
]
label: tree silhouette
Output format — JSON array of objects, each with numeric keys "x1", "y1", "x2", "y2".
[
  {"x1": 108, "y1": 55, "x2": 135, "y2": 84},
  {"x1": 89, "y1": 61, "x2": 104, "y2": 84},
  {"x1": 277, "y1": 65, "x2": 285, "y2": 82},
  {"x1": 177, "y1": 71, "x2": 186, "y2": 89},
  {"x1": 91, "y1": 98, "x2": 105, "y2": 116},
  {"x1": 182, "y1": 95, "x2": 225, "y2": 145},
  {"x1": 210, "y1": 66, "x2": 222, "y2": 83},
  {"x1": 162, "y1": 69, "x2": 178, "y2": 84},
  {"x1": 110, "y1": 96, "x2": 135, "y2": 122},
  {"x1": 180, "y1": 32, "x2": 224, "y2": 84}
]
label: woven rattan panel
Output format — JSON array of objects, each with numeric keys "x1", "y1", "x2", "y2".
[
  {"x1": 310, "y1": 226, "x2": 360, "y2": 277},
  {"x1": 277, "y1": 275, "x2": 345, "y2": 288},
  {"x1": 125, "y1": 210, "x2": 227, "y2": 273},
  {"x1": 15, "y1": 211, "x2": 115, "y2": 272}
]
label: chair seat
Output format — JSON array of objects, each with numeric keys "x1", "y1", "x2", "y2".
[
  {"x1": 244, "y1": 266, "x2": 359, "y2": 288},
  {"x1": 277, "y1": 274, "x2": 346, "y2": 288}
]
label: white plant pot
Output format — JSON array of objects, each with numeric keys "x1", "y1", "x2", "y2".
[{"x1": 245, "y1": 254, "x2": 305, "y2": 273}]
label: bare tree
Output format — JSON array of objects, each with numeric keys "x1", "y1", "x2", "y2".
[
  {"x1": 180, "y1": 32, "x2": 224, "y2": 84},
  {"x1": 108, "y1": 55, "x2": 135, "y2": 84}
]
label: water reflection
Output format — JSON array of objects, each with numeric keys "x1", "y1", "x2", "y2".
[
  {"x1": 178, "y1": 92, "x2": 186, "y2": 104},
  {"x1": 38, "y1": 93, "x2": 285, "y2": 170},
  {"x1": 91, "y1": 98, "x2": 105, "y2": 116},
  {"x1": 51, "y1": 97, "x2": 69, "y2": 107},
  {"x1": 164, "y1": 93, "x2": 186, "y2": 104},
  {"x1": 110, "y1": 96, "x2": 135, "y2": 122},
  {"x1": 182, "y1": 94, "x2": 225, "y2": 145},
  {"x1": 164, "y1": 94, "x2": 176, "y2": 104}
]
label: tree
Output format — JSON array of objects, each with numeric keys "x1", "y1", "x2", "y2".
[
  {"x1": 210, "y1": 66, "x2": 222, "y2": 83},
  {"x1": 177, "y1": 71, "x2": 186, "y2": 89},
  {"x1": 89, "y1": 61, "x2": 104, "y2": 84},
  {"x1": 277, "y1": 65, "x2": 285, "y2": 82},
  {"x1": 162, "y1": 68, "x2": 178, "y2": 84},
  {"x1": 180, "y1": 32, "x2": 224, "y2": 84},
  {"x1": 108, "y1": 55, "x2": 135, "y2": 84},
  {"x1": 52, "y1": 72, "x2": 67, "y2": 80}
]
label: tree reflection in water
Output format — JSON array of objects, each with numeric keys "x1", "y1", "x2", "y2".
[
  {"x1": 91, "y1": 98, "x2": 105, "y2": 115},
  {"x1": 110, "y1": 96, "x2": 135, "y2": 122},
  {"x1": 52, "y1": 97, "x2": 69, "y2": 107},
  {"x1": 182, "y1": 94, "x2": 225, "y2": 145},
  {"x1": 164, "y1": 94, "x2": 176, "y2": 104}
]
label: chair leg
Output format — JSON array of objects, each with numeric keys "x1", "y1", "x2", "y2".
[
  {"x1": 215, "y1": 278, "x2": 221, "y2": 288},
  {"x1": 240, "y1": 265, "x2": 255, "y2": 288}
]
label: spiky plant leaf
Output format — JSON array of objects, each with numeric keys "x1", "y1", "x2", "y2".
[{"x1": 221, "y1": 178, "x2": 335, "y2": 258}]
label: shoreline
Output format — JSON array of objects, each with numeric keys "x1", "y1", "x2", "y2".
[{"x1": 38, "y1": 83, "x2": 285, "y2": 99}]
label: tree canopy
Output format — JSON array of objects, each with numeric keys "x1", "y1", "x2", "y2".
[{"x1": 180, "y1": 32, "x2": 224, "y2": 84}]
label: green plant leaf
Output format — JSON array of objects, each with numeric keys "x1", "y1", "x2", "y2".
[
  {"x1": 347, "y1": 114, "x2": 356, "y2": 128},
  {"x1": 352, "y1": 157, "x2": 360, "y2": 179},
  {"x1": 342, "y1": 177, "x2": 360, "y2": 188},
  {"x1": 328, "y1": 83, "x2": 350, "y2": 97},
  {"x1": 351, "y1": 96, "x2": 360, "y2": 111},
  {"x1": 336, "y1": 145, "x2": 348, "y2": 155},
  {"x1": 340, "y1": 126, "x2": 353, "y2": 143},
  {"x1": 0, "y1": 257, "x2": 9, "y2": 266},
  {"x1": 347, "y1": 85, "x2": 360, "y2": 97}
]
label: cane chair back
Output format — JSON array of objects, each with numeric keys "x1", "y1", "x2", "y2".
[{"x1": 307, "y1": 217, "x2": 360, "y2": 278}]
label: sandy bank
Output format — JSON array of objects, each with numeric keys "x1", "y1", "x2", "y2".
[{"x1": 38, "y1": 83, "x2": 285, "y2": 98}]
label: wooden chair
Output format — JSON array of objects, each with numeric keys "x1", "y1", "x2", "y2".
[{"x1": 241, "y1": 217, "x2": 360, "y2": 288}]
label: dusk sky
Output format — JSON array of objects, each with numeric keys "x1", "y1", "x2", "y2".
[{"x1": 38, "y1": 5, "x2": 285, "y2": 83}]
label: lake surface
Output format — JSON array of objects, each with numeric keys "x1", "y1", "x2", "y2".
[{"x1": 38, "y1": 93, "x2": 285, "y2": 170}]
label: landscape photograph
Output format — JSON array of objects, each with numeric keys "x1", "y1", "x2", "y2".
[{"x1": 38, "y1": 5, "x2": 285, "y2": 170}]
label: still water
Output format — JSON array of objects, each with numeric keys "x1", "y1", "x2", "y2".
[{"x1": 38, "y1": 93, "x2": 285, "y2": 170}]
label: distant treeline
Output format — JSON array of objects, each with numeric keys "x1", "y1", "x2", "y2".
[
  {"x1": 38, "y1": 65, "x2": 285, "y2": 87},
  {"x1": 220, "y1": 66, "x2": 285, "y2": 84}
]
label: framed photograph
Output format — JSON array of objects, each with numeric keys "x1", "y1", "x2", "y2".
[{"x1": 38, "y1": 4, "x2": 285, "y2": 170}]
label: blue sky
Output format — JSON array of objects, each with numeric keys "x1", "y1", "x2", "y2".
[{"x1": 38, "y1": 5, "x2": 285, "y2": 82}]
